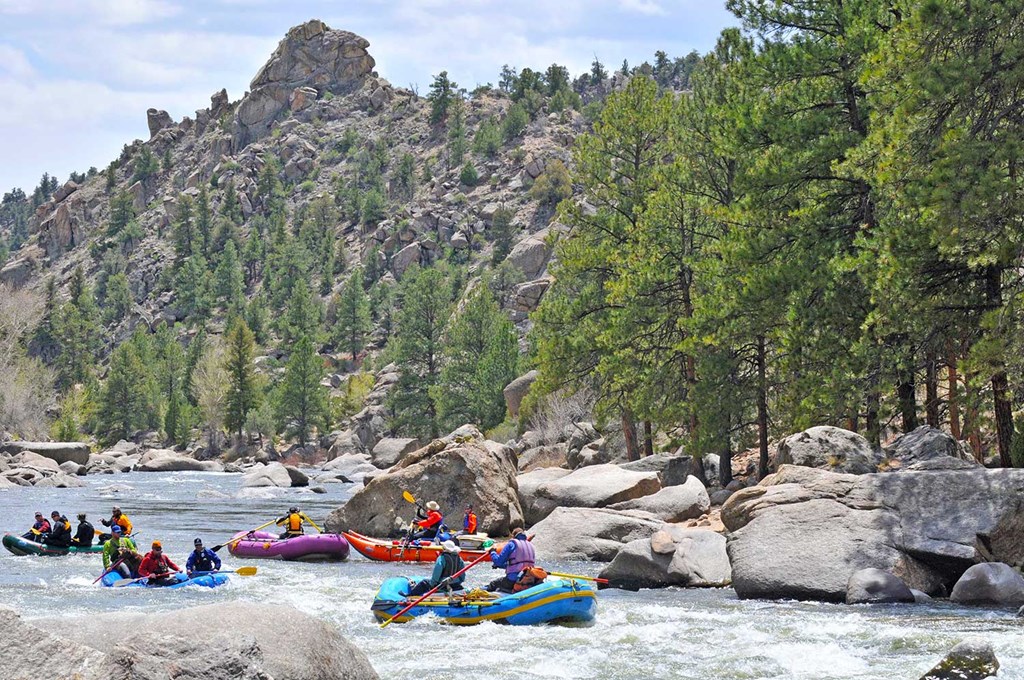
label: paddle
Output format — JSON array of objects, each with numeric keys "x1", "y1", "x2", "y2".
[
  {"x1": 546, "y1": 571, "x2": 610, "y2": 584},
  {"x1": 112, "y1": 573, "x2": 183, "y2": 588},
  {"x1": 299, "y1": 513, "x2": 323, "y2": 533},
  {"x1": 212, "y1": 519, "x2": 277, "y2": 552},
  {"x1": 93, "y1": 557, "x2": 126, "y2": 584},
  {"x1": 379, "y1": 550, "x2": 491, "y2": 629},
  {"x1": 188, "y1": 566, "x2": 258, "y2": 577},
  {"x1": 545, "y1": 571, "x2": 639, "y2": 591}
]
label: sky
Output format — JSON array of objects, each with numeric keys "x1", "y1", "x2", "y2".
[{"x1": 0, "y1": 0, "x2": 738, "y2": 195}]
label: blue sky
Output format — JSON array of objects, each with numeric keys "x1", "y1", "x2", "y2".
[{"x1": 0, "y1": 0, "x2": 737, "y2": 195}]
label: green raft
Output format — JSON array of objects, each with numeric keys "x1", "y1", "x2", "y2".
[{"x1": 2, "y1": 533, "x2": 104, "y2": 556}]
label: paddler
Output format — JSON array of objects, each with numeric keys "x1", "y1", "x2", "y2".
[
  {"x1": 138, "y1": 540, "x2": 182, "y2": 586},
  {"x1": 410, "y1": 500, "x2": 443, "y2": 542},
  {"x1": 275, "y1": 506, "x2": 311, "y2": 538},
  {"x1": 22, "y1": 512, "x2": 50, "y2": 540},
  {"x1": 99, "y1": 506, "x2": 133, "y2": 541},
  {"x1": 42, "y1": 511, "x2": 72, "y2": 547},
  {"x1": 102, "y1": 525, "x2": 139, "y2": 578},
  {"x1": 485, "y1": 526, "x2": 535, "y2": 593},
  {"x1": 408, "y1": 540, "x2": 465, "y2": 596},
  {"x1": 462, "y1": 504, "x2": 478, "y2": 535},
  {"x1": 70, "y1": 513, "x2": 94, "y2": 548},
  {"x1": 186, "y1": 537, "x2": 221, "y2": 576}
]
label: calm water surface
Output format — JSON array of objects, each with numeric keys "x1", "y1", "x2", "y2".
[{"x1": 1, "y1": 471, "x2": 1021, "y2": 679}]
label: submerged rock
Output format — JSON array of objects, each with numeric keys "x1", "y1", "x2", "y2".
[{"x1": 918, "y1": 637, "x2": 999, "y2": 680}]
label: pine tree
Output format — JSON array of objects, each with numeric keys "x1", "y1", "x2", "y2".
[
  {"x1": 98, "y1": 341, "x2": 147, "y2": 443},
  {"x1": 276, "y1": 335, "x2": 327, "y2": 446},
  {"x1": 221, "y1": 180, "x2": 244, "y2": 224},
  {"x1": 175, "y1": 255, "x2": 213, "y2": 321},
  {"x1": 196, "y1": 185, "x2": 212, "y2": 257},
  {"x1": 283, "y1": 278, "x2": 321, "y2": 344},
  {"x1": 387, "y1": 266, "x2": 453, "y2": 439},
  {"x1": 334, "y1": 269, "x2": 371, "y2": 359},
  {"x1": 215, "y1": 241, "x2": 246, "y2": 315},
  {"x1": 490, "y1": 206, "x2": 515, "y2": 265},
  {"x1": 447, "y1": 98, "x2": 467, "y2": 170},
  {"x1": 133, "y1": 145, "x2": 159, "y2": 186},
  {"x1": 223, "y1": 318, "x2": 258, "y2": 437},
  {"x1": 173, "y1": 194, "x2": 198, "y2": 260},
  {"x1": 104, "y1": 272, "x2": 133, "y2": 323},
  {"x1": 428, "y1": 71, "x2": 457, "y2": 125}
]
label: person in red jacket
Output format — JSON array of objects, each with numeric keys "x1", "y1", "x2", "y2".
[
  {"x1": 138, "y1": 541, "x2": 182, "y2": 586},
  {"x1": 410, "y1": 501, "x2": 443, "y2": 542}
]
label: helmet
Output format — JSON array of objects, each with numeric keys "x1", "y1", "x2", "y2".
[
  {"x1": 289, "y1": 507, "x2": 299, "y2": 514},
  {"x1": 77, "y1": 513, "x2": 87, "y2": 520},
  {"x1": 111, "y1": 525, "x2": 123, "y2": 534}
]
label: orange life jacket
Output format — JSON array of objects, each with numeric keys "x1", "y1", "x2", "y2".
[
  {"x1": 286, "y1": 513, "x2": 303, "y2": 533},
  {"x1": 513, "y1": 566, "x2": 548, "y2": 592}
]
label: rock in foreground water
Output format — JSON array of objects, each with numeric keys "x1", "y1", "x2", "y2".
[
  {"x1": 2, "y1": 602, "x2": 379, "y2": 679},
  {"x1": 918, "y1": 637, "x2": 999, "y2": 680}
]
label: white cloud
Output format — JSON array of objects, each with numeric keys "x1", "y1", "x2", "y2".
[
  {"x1": 0, "y1": 44, "x2": 34, "y2": 78},
  {"x1": 618, "y1": 0, "x2": 668, "y2": 16}
]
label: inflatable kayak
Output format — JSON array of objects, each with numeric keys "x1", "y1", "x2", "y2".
[
  {"x1": 99, "y1": 571, "x2": 230, "y2": 589},
  {"x1": 227, "y1": 530, "x2": 350, "y2": 561},
  {"x1": 2, "y1": 533, "x2": 104, "y2": 557},
  {"x1": 371, "y1": 576, "x2": 597, "y2": 625},
  {"x1": 343, "y1": 531, "x2": 493, "y2": 563}
]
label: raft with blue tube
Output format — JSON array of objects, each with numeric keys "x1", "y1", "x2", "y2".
[
  {"x1": 371, "y1": 576, "x2": 597, "y2": 625},
  {"x1": 99, "y1": 572, "x2": 230, "y2": 589}
]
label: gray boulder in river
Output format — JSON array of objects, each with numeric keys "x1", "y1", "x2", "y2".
[
  {"x1": 325, "y1": 426, "x2": 523, "y2": 537},
  {"x1": 846, "y1": 568, "x2": 915, "y2": 604},
  {"x1": 723, "y1": 464, "x2": 1024, "y2": 601},
  {"x1": 950, "y1": 563, "x2": 1024, "y2": 606},
  {"x1": 609, "y1": 475, "x2": 710, "y2": 522},
  {"x1": 0, "y1": 602, "x2": 379, "y2": 679},
  {"x1": 599, "y1": 527, "x2": 731, "y2": 588},
  {"x1": 528, "y1": 506, "x2": 665, "y2": 561},
  {"x1": 918, "y1": 637, "x2": 999, "y2": 680}
]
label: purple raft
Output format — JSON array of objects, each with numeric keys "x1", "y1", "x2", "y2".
[{"x1": 226, "y1": 530, "x2": 350, "y2": 562}]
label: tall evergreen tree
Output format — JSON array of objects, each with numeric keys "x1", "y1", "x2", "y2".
[
  {"x1": 223, "y1": 318, "x2": 258, "y2": 437},
  {"x1": 276, "y1": 335, "x2": 327, "y2": 446},
  {"x1": 334, "y1": 268, "x2": 371, "y2": 359}
]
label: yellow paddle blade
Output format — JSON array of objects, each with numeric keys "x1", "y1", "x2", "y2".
[
  {"x1": 402, "y1": 490, "x2": 416, "y2": 504},
  {"x1": 234, "y1": 566, "x2": 258, "y2": 576}
]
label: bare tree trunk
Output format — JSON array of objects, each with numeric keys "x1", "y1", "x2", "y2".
[
  {"x1": 643, "y1": 420, "x2": 654, "y2": 458},
  {"x1": 756, "y1": 335, "x2": 770, "y2": 480},
  {"x1": 865, "y1": 379, "x2": 881, "y2": 449},
  {"x1": 720, "y1": 411, "x2": 733, "y2": 488},
  {"x1": 948, "y1": 349, "x2": 961, "y2": 440},
  {"x1": 964, "y1": 374, "x2": 983, "y2": 462},
  {"x1": 622, "y1": 409, "x2": 640, "y2": 462},
  {"x1": 925, "y1": 349, "x2": 940, "y2": 428},
  {"x1": 896, "y1": 351, "x2": 918, "y2": 433},
  {"x1": 992, "y1": 370, "x2": 1014, "y2": 468}
]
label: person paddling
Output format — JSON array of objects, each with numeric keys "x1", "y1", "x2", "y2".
[
  {"x1": 410, "y1": 501, "x2": 443, "y2": 542},
  {"x1": 486, "y1": 526, "x2": 535, "y2": 593},
  {"x1": 186, "y1": 538, "x2": 221, "y2": 576},
  {"x1": 22, "y1": 512, "x2": 50, "y2": 540},
  {"x1": 275, "y1": 507, "x2": 309, "y2": 538},
  {"x1": 103, "y1": 525, "x2": 139, "y2": 578},
  {"x1": 70, "y1": 513, "x2": 94, "y2": 548},
  {"x1": 43, "y1": 511, "x2": 72, "y2": 547},
  {"x1": 138, "y1": 541, "x2": 182, "y2": 586},
  {"x1": 462, "y1": 504, "x2": 478, "y2": 535},
  {"x1": 408, "y1": 540, "x2": 465, "y2": 596},
  {"x1": 99, "y1": 506, "x2": 133, "y2": 541}
]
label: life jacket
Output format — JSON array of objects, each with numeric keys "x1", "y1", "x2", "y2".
[
  {"x1": 285, "y1": 513, "x2": 303, "y2": 533},
  {"x1": 192, "y1": 549, "x2": 215, "y2": 571},
  {"x1": 438, "y1": 552, "x2": 462, "y2": 581},
  {"x1": 416, "y1": 510, "x2": 443, "y2": 530},
  {"x1": 112, "y1": 514, "x2": 133, "y2": 535},
  {"x1": 464, "y1": 512, "x2": 478, "y2": 534},
  {"x1": 506, "y1": 537, "x2": 535, "y2": 576},
  {"x1": 513, "y1": 566, "x2": 548, "y2": 592}
]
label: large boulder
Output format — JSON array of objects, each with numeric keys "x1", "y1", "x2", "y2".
[
  {"x1": 528, "y1": 507, "x2": 665, "y2": 561},
  {"x1": 241, "y1": 462, "x2": 294, "y2": 488},
  {"x1": 883, "y1": 426, "x2": 977, "y2": 471},
  {"x1": 0, "y1": 441, "x2": 90, "y2": 466},
  {"x1": 609, "y1": 475, "x2": 710, "y2": 522},
  {"x1": 146, "y1": 108, "x2": 174, "y2": 138},
  {"x1": 517, "y1": 467, "x2": 571, "y2": 525},
  {"x1": 234, "y1": 20, "x2": 376, "y2": 147},
  {"x1": 285, "y1": 465, "x2": 310, "y2": 487},
  {"x1": 723, "y1": 464, "x2": 1024, "y2": 601},
  {"x1": 532, "y1": 463, "x2": 661, "y2": 518},
  {"x1": 599, "y1": 528, "x2": 731, "y2": 589},
  {"x1": 320, "y1": 453, "x2": 377, "y2": 484},
  {"x1": 20, "y1": 602, "x2": 379, "y2": 680},
  {"x1": 325, "y1": 428, "x2": 522, "y2": 537},
  {"x1": 502, "y1": 370, "x2": 538, "y2": 419},
  {"x1": 518, "y1": 444, "x2": 567, "y2": 472},
  {"x1": 370, "y1": 437, "x2": 420, "y2": 468},
  {"x1": 137, "y1": 456, "x2": 222, "y2": 472},
  {"x1": 506, "y1": 233, "x2": 552, "y2": 279},
  {"x1": 950, "y1": 563, "x2": 1024, "y2": 606},
  {"x1": 619, "y1": 453, "x2": 694, "y2": 487},
  {"x1": 845, "y1": 568, "x2": 915, "y2": 604},
  {"x1": 775, "y1": 426, "x2": 880, "y2": 474},
  {"x1": 919, "y1": 638, "x2": 999, "y2": 680}
]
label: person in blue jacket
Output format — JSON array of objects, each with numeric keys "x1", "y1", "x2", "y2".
[
  {"x1": 486, "y1": 526, "x2": 535, "y2": 593},
  {"x1": 186, "y1": 537, "x2": 222, "y2": 576},
  {"x1": 407, "y1": 540, "x2": 465, "y2": 596}
]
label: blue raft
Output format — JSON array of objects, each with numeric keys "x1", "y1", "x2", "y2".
[
  {"x1": 99, "y1": 572, "x2": 230, "y2": 589},
  {"x1": 371, "y1": 576, "x2": 597, "y2": 626}
]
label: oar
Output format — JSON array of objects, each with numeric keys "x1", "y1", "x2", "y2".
[
  {"x1": 545, "y1": 570, "x2": 639, "y2": 591},
  {"x1": 189, "y1": 566, "x2": 257, "y2": 577},
  {"x1": 379, "y1": 551, "x2": 491, "y2": 629},
  {"x1": 93, "y1": 557, "x2": 126, "y2": 584},
  {"x1": 299, "y1": 513, "x2": 323, "y2": 533},
  {"x1": 546, "y1": 571, "x2": 610, "y2": 584},
  {"x1": 212, "y1": 520, "x2": 277, "y2": 552}
]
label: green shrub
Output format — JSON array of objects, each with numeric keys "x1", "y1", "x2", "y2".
[
  {"x1": 459, "y1": 161, "x2": 479, "y2": 186},
  {"x1": 529, "y1": 159, "x2": 572, "y2": 205},
  {"x1": 473, "y1": 117, "x2": 502, "y2": 158},
  {"x1": 502, "y1": 103, "x2": 529, "y2": 142}
]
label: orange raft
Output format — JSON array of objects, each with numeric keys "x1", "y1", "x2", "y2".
[{"x1": 342, "y1": 530, "x2": 494, "y2": 563}]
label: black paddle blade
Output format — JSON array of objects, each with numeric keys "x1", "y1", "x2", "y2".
[{"x1": 211, "y1": 544, "x2": 225, "y2": 553}]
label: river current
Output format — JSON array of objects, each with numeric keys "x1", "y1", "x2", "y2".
[{"x1": 0, "y1": 471, "x2": 1020, "y2": 679}]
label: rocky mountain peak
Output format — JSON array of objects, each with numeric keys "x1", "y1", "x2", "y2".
[{"x1": 234, "y1": 19, "x2": 376, "y2": 147}]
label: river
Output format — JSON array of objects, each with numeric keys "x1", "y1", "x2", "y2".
[{"x1": 1, "y1": 471, "x2": 1020, "y2": 679}]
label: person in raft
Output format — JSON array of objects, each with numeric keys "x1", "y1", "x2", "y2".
[
  {"x1": 186, "y1": 537, "x2": 221, "y2": 576},
  {"x1": 462, "y1": 504, "x2": 478, "y2": 535},
  {"x1": 102, "y1": 525, "x2": 139, "y2": 578},
  {"x1": 275, "y1": 507, "x2": 311, "y2": 538},
  {"x1": 99, "y1": 506, "x2": 133, "y2": 541},
  {"x1": 410, "y1": 500, "x2": 443, "y2": 542},
  {"x1": 408, "y1": 540, "x2": 465, "y2": 596},
  {"x1": 43, "y1": 511, "x2": 72, "y2": 547},
  {"x1": 486, "y1": 526, "x2": 535, "y2": 593},
  {"x1": 22, "y1": 512, "x2": 50, "y2": 540},
  {"x1": 138, "y1": 541, "x2": 182, "y2": 586},
  {"x1": 70, "y1": 513, "x2": 94, "y2": 548}
]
